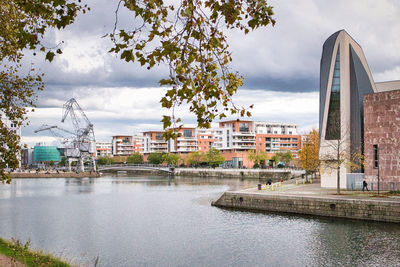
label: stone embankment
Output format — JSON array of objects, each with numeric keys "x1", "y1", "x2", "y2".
[
  {"x1": 11, "y1": 171, "x2": 100, "y2": 178},
  {"x1": 99, "y1": 166, "x2": 304, "y2": 179},
  {"x1": 212, "y1": 183, "x2": 400, "y2": 223},
  {"x1": 174, "y1": 168, "x2": 302, "y2": 179}
]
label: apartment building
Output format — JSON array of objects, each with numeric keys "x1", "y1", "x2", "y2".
[
  {"x1": 96, "y1": 142, "x2": 112, "y2": 157},
  {"x1": 143, "y1": 131, "x2": 168, "y2": 153},
  {"x1": 168, "y1": 127, "x2": 198, "y2": 153},
  {"x1": 137, "y1": 120, "x2": 301, "y2": 167},
  {"x1": 215, "y1": 120, "x2": 256, "y2": 168},
  {"x1": 213, "y1": 120, "x2": 301, "y2": 168},
  {"x1": 112, "y1": 136, "x2": 134, "y2": 156},
  {"x1": 254, "y1": 122, "x2": 301, "y2": 155}
]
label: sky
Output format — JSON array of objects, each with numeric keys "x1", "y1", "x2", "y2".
[{"x1": 21, "y1": 0, "x2": 400, "y2": 147}]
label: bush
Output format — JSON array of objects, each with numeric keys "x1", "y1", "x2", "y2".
[
  {"x1": 147, "y1": 152, "x2": 164, "y2": 164},
  {"x1": 162, "y1": 153, "x2": 180, "y2": 166},
  {"x1": 127, "y1": 153, "x2": 143, "y2": 164},
  {"x1": 97, "y1": 156, "x2": 114, "y2": 165}
]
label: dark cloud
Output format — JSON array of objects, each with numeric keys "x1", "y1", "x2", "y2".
[
  {"x1": 242, "y1": 74, "x2": 318, "y2": 92},
  {"x1": 18, "y1": 0, "x2": 400, "y2": 145}
]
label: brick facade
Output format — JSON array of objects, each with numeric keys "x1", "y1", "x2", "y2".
[{"x1": 364, "y1": 89, "x2": 400, "y2": 190}]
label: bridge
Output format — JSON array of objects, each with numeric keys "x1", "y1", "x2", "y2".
[{"x1": 98, "y1": 164, "x2": 174, "y2": 174}]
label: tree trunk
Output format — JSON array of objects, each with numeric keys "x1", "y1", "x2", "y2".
[{"x1": 337, "y1": 139, "x2": 340, "y2": 194}]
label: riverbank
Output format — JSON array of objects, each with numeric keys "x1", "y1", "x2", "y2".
[
  {"x1": 174, "y1": 168, "x2": 300, "y2": 179},
  {"x1": 212, "y1": 181, "x2": 400, "y2": 223},
  {"x1": 100, "y1": 166, "x2": 305, "y2": 179},
  {"x1": 0, "y1": 238, "x2": 72, "y2": 267},
  {"x1": 10, "y1": 171, "x2": 101, "y2": 179}
]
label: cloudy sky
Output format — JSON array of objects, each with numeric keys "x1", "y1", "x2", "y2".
[{"x1": 21, "y1": 0, "x2": 400, "y2": 146}]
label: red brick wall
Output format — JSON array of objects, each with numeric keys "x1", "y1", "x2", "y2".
[{"x1": 364, "y1": 89, "x2": 400, "y2": 190}]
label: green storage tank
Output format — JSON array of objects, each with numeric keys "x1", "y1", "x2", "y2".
[{"x1": 34, "y1": 146, "x2": 61, "y2": 162}]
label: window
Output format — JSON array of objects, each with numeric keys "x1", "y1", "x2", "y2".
[
  {"x1": 373, "y1": 145, "x2": 379, "y2": 168},
  {"x1": 239, "y1": 123, "x2": 249, "y2": 133},
  {"x1": 326, "y1": 46, "x2": 341, "y2": 140},
  {"x1": 156, "y1": 133, "x2": 163, "y2": 140},
  {"x1": 184, "y1": 129, "x2": 193, "y2": 138}
]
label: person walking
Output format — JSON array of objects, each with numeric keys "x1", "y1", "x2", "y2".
[{"x1": 362, "y1": 180, "x2": 369, "y2": 191}]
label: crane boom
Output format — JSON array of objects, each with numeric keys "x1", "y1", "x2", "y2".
[{"x1": 35, "y1": 98, "x2": 96, "y2": 172}]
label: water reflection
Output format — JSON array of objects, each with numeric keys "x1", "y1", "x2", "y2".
[{"x1": 0, "y1": 176, "x2": 399, "y2": 267}]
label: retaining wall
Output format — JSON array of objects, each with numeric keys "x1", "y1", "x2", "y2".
[
  {"x1": 212, "y1": 192, "x2": 400, "y2": 223},
  {"x1": 174, "y1": 168, "x2": 292, "y2": 179}
]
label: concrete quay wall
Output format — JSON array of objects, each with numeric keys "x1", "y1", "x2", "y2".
[{"x1": 212, "y1": 192, "x2": 400, "y2": 223}]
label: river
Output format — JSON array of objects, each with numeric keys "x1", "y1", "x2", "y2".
[{"x1": 0, "y1": 175, "x2": 399, "y2": 266}]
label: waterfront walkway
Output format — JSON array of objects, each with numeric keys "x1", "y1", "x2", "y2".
[{"x1": 241, "y1": 180, "x2": 400, "y2": 202}]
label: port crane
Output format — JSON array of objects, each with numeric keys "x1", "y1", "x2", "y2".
[{"x1": 35, "y1": 98, "x2": 96, "y2": 172}]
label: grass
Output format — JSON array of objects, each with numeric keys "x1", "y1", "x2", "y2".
[{"x1": 0, "y1": 238, "x2": 72, "y2": 267}]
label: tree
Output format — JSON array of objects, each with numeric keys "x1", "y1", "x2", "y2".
[
  {"x1": 0, "y1": 1, "x2": 88, "y2": 183},
  {"x1": 59, "y1": 156, "x2": 66, "y2": 167},
  {"x1": 1, "y1": 1, "x2": 275, "y2": 181},
  {"x1": 271, "y1": 151, "x2": 292, "y2": 166},
  {"x1": 110, "y1": 1, "x2": 275, "y2": 138},
  {"x1": 205, "y1": 148, "x2": 225, "y2": 168},
  {"x1": 147, "y1": 152, "x2": 165, "y2": 165},
  {"x1": 299, "y1": 129, "x2": 320, "y2": 175},
  {"x1": 186, "y1": 151, "x2": 206, "y2": 167},
  {"x1": 248, "y1": 150, "x2": 268, "y2": 168},
  {"x1": 281, "y1": 151, "x2": 293, "y2": 166},
  {"x1": 320, "y1": 111, "x2": 365, "y2": 194},
  {"x1": 162, "y1": 153, "x2": 181, "y2": 166},
  {"x1": 127, "y1": 153, "x2": 143, "y2": 164},
  {"x1": 97, "y1": 156, "x2": 114, "y2": 165}
]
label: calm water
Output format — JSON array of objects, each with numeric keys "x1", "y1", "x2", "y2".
[{"x1": 0, "y1": 176, "x2": 399, "y2": 267}]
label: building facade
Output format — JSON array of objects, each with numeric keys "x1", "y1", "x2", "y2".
[
  {"x1": 133, "y1": 135, "x2": 144, "y2": 154},
  {"x1": 319, "y1": 30, "x2": 400, "y2": 189},
  {"x1": 96, "y1": 142, "x2": 112, "y2": 157},
  {"x1": 143, "y1": 131, "x2": 168, "y2": 154},
  {"x1": 197, "y1": 128, "x2": 219, "y2": 152},
  {"x1": 33, "y1": 145, "x2": 61, "y2": 162},
  {"x1": 110, "y1": 121, "x2": 301, "y2": 168},
  {"x1": 364, "y1": 89, "x2": 400, "y2": 190},
  {"x1": 215, "y1": 120, "x2": 301, "y2": 168},
  {"x1": 112, "y1": 136, "x2": 134, "y2": 156},
  {"x1": 169, "y1": 127, "x2": 198, "y2": 153}
]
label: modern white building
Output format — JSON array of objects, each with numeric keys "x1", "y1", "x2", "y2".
[{"x1": 319, "y1": 30, "x2": 400, "y2": 189}]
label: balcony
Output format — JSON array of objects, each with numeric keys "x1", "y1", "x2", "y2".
[
  {"x1": 232, "y1": 132, "x2": 256, "y2": 137},
  {"x1": 178, "y1": 143, "x2": 198, "y2": 147},
  {"x1": 232, "y1": 145, "x2": 256, "y2": 149},
  {"x1": 233, "y1": 139, "x2": 256, "y2": 143},
  {"x1": 177, "y1": 148, "x2": 197, "y2": 152},
  {"x1": 118, "y1": 143, "x2": 134, "y2": 147},
  {"x1": 151, "y1": 140, "x2": 167, "y2": 144},
  {"x1": 177, "y1": 136, "x2": 197, "y2": 141}
]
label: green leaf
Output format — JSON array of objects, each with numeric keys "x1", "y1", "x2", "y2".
[{"x1": 45, "y1": 51, "x2": 55, "y2": 62}]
